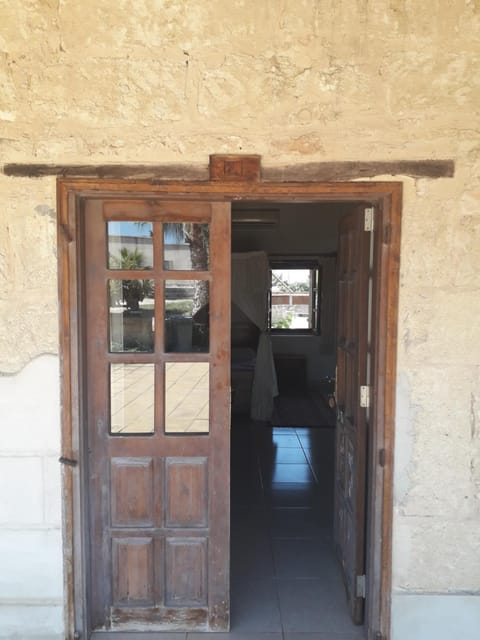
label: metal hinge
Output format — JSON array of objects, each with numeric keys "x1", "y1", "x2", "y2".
[
  {"x1": 364, "y1": 207, "x2": 374, "y2": 231},
  {"x1": 356, "y1": 574, "x2": 366, "y2": 598},
  {"x1": 360, "y1": 385, "x2": 370, "y2": 408}
]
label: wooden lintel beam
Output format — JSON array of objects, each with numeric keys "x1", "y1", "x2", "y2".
[
  {"x1": 2, "y1": 160, "x2": 454, "y2": 181},
  {"x1": 2, "y1": 163, "x2": 208, "y2": 180},
  {"x1": 263, "y1": 160, "x2": 454, "y2": 181}
]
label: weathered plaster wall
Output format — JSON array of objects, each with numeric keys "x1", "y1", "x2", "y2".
[
  {"x1": 0, "y1": 1, "x2": 479, "y2": 638},
  {"x1": 0, "y1": 176, "x2": 58, "y2": 373}
]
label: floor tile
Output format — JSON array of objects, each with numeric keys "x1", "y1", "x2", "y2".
[
  {"x1": 284, "y1": 633, "x2": 364, "y2": 640},
  {"x1": 297, "y1": 426, "x2": 335, "y2": 441},
  {"x1": 230, "y1": 577, "x2": 282, "y2": 632},
  {"x1": 277, "y1": 579, "x2": 359, "y2": 633},
  {"x1": 231, "y1": 537, "x2": 275, "y2": 579},
  {"x1": 189, "y1": 634, "x2": 282, "y2": 639},
  {"x1": 271, "y1": 433, "x2": 302, "y2": 448},
  {"x1": 272, "y1": 538, "x2": 342, "y2": 580},
  {"x1": 265, "y1": 483, "x2": 323, "y2": 508},
  {"x1": 231, "y1": 506, "x2": 269, "y2": 529},
  {"x1": 262, "y1": 447, "x2": 308, "y2": 464},
  {"x1": 273, "y1": 426, "x2": 297, "y2": 434},
  {"x1": 269, "y1": 508, "x2": 333, "y2": 538},
  {"x1": 231, "y1": 506, "x2": 274, "y2": 579},
  {"x1": 270, "y1": 463, "x2": 316, "y2": 484},
  {"x1": 100, "y1": 634, "x2": 186, "y2": 639}
]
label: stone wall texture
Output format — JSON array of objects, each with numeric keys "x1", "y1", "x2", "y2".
[{"x1": 0, "y1": 1, "x2": 479, "y2": 638}]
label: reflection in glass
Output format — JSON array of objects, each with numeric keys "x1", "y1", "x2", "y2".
[
  {"x1": 110, "y1": 364, "x2": 154, "y2": 434},
  {"x1": 109, "y1": 279, "x2": 154, "y2": 352},
  {"x1": 163, "y1": 223, "x2": 209, "y2": 270},
  {"x1": 108, "y1": 221, "x2": 153, "y2": 270},
  {"x1": 165, "y1": 280, "x2": 209, "y2": 353},
  {"x1": 165, "y1": 363, "x2": 209, "y2": 434}
]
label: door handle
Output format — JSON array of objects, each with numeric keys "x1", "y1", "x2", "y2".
[{"x1": 59, "y1": 456, "x2": 78, "y2": 467}]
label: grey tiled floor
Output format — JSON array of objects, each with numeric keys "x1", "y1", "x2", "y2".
[{"x1": 224, "y1": 417, "x2": 365, "y2": 639}]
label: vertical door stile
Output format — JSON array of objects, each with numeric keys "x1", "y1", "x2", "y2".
[
  {"x1": 84, "y1": 200, "x2": 114, "y2": 628},
  {"x1": 207, "y1": 203, "x2": 231, "y2": 629},
  {"x1": 334, "y1": 207, "x2": 371, "y2": 625}
]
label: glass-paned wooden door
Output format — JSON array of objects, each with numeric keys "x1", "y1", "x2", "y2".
[{"x1": 83, "y1": 199, "x2": 231, "y2": 634}]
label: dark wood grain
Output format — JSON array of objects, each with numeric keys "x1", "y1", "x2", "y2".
[
  {"x1": 165, "y1": 458, "x2": 208, "y2": 528},
  {"x1": 112, "y1": 537, "x2": 155, "y2": 605},
  {"x1": 110, "y1": 458, "x2": 155, "y2": 528},
  {"x1": 207, "y1": 203, "x2": 231, "y2": 631},
  {"x1": 6, "y1": 159, "x2": 453, "y2": 180},
  {"x1": 165, "y1": 537, "x2": 208, "y2": 606},
  {"x1": 5, "y1": 163, "x2": 209, "y2": 180},
  {"x1": 209, "y1": 154, "x2": 261, "y2": 181},
  {"x1": 264, "y1": 159, "x2": 454, "y2": 181}
]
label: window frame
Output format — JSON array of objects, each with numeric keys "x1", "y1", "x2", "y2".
[{"x1": 268, "y1": 258, "x2": 322, "y2": 335}]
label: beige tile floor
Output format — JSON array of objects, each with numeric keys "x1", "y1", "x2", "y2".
[{"x1": 110, "y1": 362, "x2": 209, "y2": 434}]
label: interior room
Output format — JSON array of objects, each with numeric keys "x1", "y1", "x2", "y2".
[{"x1": 229, "y1": 202, "x2": 364, "y2": 637}]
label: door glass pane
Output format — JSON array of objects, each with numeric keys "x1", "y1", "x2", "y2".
[
  {"x1": 164, "y1": 223, "x2": 209, "y2": 270},
  {"x1": 165, "y1": 363, "x2": 209, "y2": 434},
  {"x1": 110, "y1": 364, "x2": 154, "y2": 434},
  {"x1": 165, "y1": 280, "x2": 209, "y2": 352},
  {"x1": 109, "y1": 280, "x2": 155, "y2": 352},
  {"x1": 108, "y1": 221, "x2": 153, "y2": 269}
]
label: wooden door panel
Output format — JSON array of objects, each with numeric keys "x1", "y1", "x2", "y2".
[
  {"x1": 334, "y1": 209, "x2": 370, "y2": 625},
  {"x1": 112, "y1": 537, "x2": 155, "y2": 605},
  {"x1": 110, "y1": 458, "x2": 155, "y2": 528},
  {"x1": 165, "y1": 458, "x2": 208, "y2": 528},
  {"x1": 165, "y1": 537, "x2": 208, "y2": 606},
  {"x1": 84, "y1": 199, "x2": 231, "y2": 633}
]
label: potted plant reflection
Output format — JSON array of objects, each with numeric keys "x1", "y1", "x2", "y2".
[
  {"x1": 108, "y1": 224, "x2": 155, "y2": 353},
  {"x1": 164, "y1": 223, "x2": 209, "y2": 353}
]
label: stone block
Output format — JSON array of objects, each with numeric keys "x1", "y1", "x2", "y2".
[
  {"x1": 394, "y1": 365, "x2": 480, "y2": 519},
  {"x1": 398, "y1": 288, "x2": 480, "y2": 367},
  {"x1": 0, "y1": 604, "x2": 63, "y2": 639},
  {"x1": 392, "y1": 594, "x2": 480, "y2": 640},
  {"x1": 0, "y1": 529, "x2": 63, "y2": 600},
  {"x1": 392, "y1": 513, "x2": 480, "y2": 592},
  {"x1": 0, "y1": 457, "x2": 43, "y2": 524},
  {"x1": 0, "y1": 356, "x2": 60, "y2": 453}
]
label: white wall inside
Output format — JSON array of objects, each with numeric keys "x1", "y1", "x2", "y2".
[{"x1": 232, "y1": 202, "x2": 349, "y2": 386}]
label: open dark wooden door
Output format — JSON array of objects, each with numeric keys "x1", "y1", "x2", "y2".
[
  {"x1": 334, "y1": 208, "x2": 371, "y2": 624},
  {"x1": 83, "y1": 199, "x2": 231, "y2": 634}
]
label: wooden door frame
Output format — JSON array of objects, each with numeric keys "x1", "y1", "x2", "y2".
[{"x1": 58, "y1": 178, "x2": 401, "y2": 640}]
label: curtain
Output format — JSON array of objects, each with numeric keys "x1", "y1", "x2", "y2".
[{"x1": 231, "y1": 251, "x2": 278, "y2": 420}]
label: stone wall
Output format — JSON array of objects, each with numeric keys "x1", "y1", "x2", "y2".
[{"x1": 0, "y1": 1, "x2": 479, "y2": 638}]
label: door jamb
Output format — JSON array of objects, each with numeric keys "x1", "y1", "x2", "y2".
[{"x1": 57, "y1": 178, "x2": 401, "y2": 640}]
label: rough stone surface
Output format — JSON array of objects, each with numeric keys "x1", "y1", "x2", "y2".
[
  {"x1": 0, "y1": 1, "x2": 479, "y2": 637},
  {"x1": 0, "y1": 176, "x2": 58, "y2": 373}
]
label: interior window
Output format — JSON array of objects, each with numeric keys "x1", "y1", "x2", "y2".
[{"x1": 269, "y1": 261, "x2": 321, "y2": 333}]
